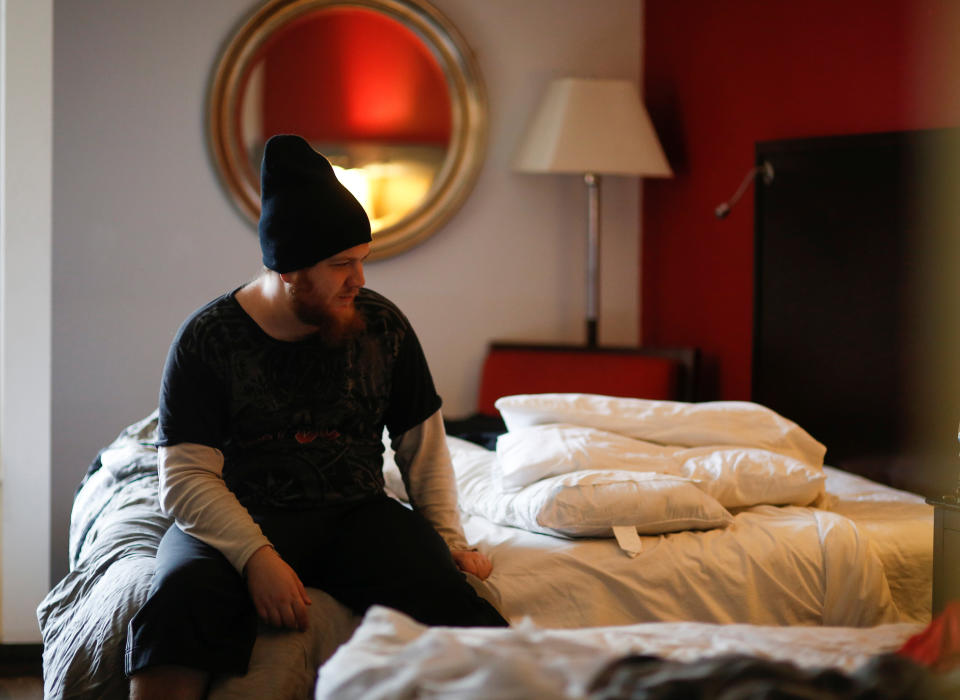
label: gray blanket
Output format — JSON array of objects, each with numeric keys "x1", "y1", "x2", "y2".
[{"x1": 37, "y1": 412, "x2": 360, "y2": 700}]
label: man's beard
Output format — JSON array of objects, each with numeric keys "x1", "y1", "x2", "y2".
[{"x1": 288, "y1": 285, "x2": 366, "y2": 346}]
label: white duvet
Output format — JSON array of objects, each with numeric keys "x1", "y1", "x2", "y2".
[
  {"x1": 455, "y1": 438, "x2": 734, "y2": 540},
  {"x1": 441, "y1": 396, "x2": 931, "y2": 629},
  {"x1": 495, "y1": 423, "x2": 826, "y2": 508},
  {"x1": 316, "y1": 606, "x2": 923, "y2": 700},
  {"x1": 456, "y1": 454, "x2": 932, "y2": 629},
  {"x1": 460, "y1": 396, "x2": 829, "y2": 543},
  {"x1": 495, "y1": 394, "x2": 827, "y2": 465},
  {"x1": 383, "y1": 395, "x2": 930, "y2": 628},
  {"x1": 460, "y1": 461, "x2": 902, "y2": 628}
]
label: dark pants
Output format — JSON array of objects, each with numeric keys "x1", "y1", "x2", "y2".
[{"x1": 125, "y1": 497, "x2": 507, "y2": 676}]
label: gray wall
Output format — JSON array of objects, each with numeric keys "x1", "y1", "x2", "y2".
[{"x1": 51, "y1": 0, "x2": 643, "y2": 582}]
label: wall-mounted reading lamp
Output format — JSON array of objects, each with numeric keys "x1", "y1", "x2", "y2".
[{"x1": 715, "y1": 161, "x2": 775, "y2": 219}]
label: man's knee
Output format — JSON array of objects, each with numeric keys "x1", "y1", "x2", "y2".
[
  {"x1": 153, "y1": 554, "x2": 242, "y2": 597},
  {"x1": 127, "y1": 533, "x2": 257, "y2": 679},
  {"x1": 151, "y1": 527, "x2": 248, "y2": 603}
]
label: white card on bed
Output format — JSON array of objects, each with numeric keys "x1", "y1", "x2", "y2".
[{"x1": 612, "y1": 525, "x2": 644, "y2": 557}]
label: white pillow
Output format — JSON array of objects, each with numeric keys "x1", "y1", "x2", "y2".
[
  {"x1": 679, "y1": 447, "x2": 824, "y2": 508},
  {"x1": 450, "y1": 438, "x2": 732, "y2": 538},
  {"x1": 495, "y1": 394, "x2": 826, "y2": 466},
  {"x1": 496, "y1": 424, "x2": 825, "y2": 508},
  {"x1": 496, "y1": 424, "x2": 675, "y2": 490},
  {"x1": 527, "y1": 470, "x2": 733, "y2": 537}
]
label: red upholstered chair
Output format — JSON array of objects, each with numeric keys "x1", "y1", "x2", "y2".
[{"x1": 475, "y1": 343, "x2": 699, "y2": 417}]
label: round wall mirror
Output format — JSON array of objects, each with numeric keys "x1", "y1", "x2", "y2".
[{"x1": 209, "y1": 0, "x2": 487, "y2": 260}]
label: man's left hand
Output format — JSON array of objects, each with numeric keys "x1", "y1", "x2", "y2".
[{"x1": 451, "y1": 549, "x2": 493, "y2": 580}]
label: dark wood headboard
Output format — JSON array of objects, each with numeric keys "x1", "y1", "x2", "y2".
[{"x1": 752, "y1": 128, "x2": 960, "y2": 496}]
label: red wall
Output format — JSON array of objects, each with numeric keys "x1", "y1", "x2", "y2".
[{"x1": 642, "y1": 0, "x2": 960, "y2": 400}]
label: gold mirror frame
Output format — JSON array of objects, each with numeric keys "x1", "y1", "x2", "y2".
[{"x1": 208, "y1": 0, "x2": 487, "y2": 261}]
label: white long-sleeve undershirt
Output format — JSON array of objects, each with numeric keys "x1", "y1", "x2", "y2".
[
  {"x1": 157, "y1": 409, "x2": 469, "y2": 573},
  {"x1": 392, "y1": 410, "x2": 469, "y2": 552}
]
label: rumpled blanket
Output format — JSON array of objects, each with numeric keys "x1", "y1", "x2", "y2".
[
  {"x1": 38, "y1": 412, "x2": 360, "y2": 700},
  {"x1": 315, "y1": 606, "x2": 930, "y2": 699},
  {"x1": 587, "y1": 653, "x2": 959, "y2": 700}
]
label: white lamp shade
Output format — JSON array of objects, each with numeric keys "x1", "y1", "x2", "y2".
[{"x1": 513, "y1": 78, "x2": 672, "y2": 177}]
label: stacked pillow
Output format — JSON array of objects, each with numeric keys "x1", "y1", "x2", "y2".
[
  {"x1": 387, "y1": 394, "x2": 827, "y2": 546},
  {"x1": 449, "y1": 432, "x2": 733, "y2": 539},
  {"x1": 495, "y1": 394, "x2": 826, "y2": 465},
  {"x1": 495, "y1": 423, "x2": 825, "y2": 509}
]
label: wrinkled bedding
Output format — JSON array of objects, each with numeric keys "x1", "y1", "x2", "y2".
[
  {"x1": 315, "y1": 606, "x2": 934, "y2": 699},
  {"x1": 494, "y1": 422, "x2": 826, "y2": 507},
  {"x1": 37, "y1": 413, "x2": 360, "y2": 700},
  {"x1": 38, "y1": 401, "x2": 934, "y2": 699},
  {"x1": 451, "y1": 435, "x2": 930, "y2": 628},
  {"x1": 821, "y1": 466, "x2": 934, "y2": 626},
  {"x1": 441, "y1": 396, "x2": 931, "y2": 628},
  {"x1": 455, "y1": 397, "x2": 837, "y2": 548}
]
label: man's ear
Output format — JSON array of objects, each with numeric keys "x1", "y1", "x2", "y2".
[{"x1": 279, "y1": 271, "x2": 296, "y2": 285}]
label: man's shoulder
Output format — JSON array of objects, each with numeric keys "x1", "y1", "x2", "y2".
[
  {"x1": 357, "y1": 288, "x2": 411, "y2": 330},
  {"x1": 174, "y1": 289, "x2": 246, "y2": 344}
]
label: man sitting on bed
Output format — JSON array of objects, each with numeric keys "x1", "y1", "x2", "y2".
[{"x1": 126, "y1": 134, "x2": 507, "y2": 700}]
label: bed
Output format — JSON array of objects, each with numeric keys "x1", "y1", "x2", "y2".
[
  {"x1": 434, "y1": 392, "x2": 932, "y2": 629},
  {"x1": 38, "y1": 390, "x2": 933, "y2": 699},
  {"x1": 315, "y1": 606, "x2": 958, "y2": 699},
  {"x1": 315, "y1": 392, "x2": 943, "y2": 700}
]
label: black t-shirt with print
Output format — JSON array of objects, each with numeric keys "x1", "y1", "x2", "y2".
[{"x1": 157, "y1": 287, "x2": 442, "y2": 511}]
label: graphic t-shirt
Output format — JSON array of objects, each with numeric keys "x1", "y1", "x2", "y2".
[{"x1": 157, "y1": 287, "x2": 442, "y2": 510}]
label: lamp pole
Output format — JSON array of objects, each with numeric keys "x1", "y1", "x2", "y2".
[{"x1": 585, "y1": 172, "x2": 600, "y2": 347}]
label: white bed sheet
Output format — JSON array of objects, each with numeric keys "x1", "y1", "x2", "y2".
[
  {"x1": 822, "y1": 466, "x2": 933, "y2": 624},
  {"x1": 453, "y1": 439, "x2": 931, "y2": 629},
  {"x1": 316, "y1": 606, "x2": 924, "y2": 700}
]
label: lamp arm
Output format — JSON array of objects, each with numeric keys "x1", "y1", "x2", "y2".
[{"x1": 715, "y1": 161, "x2": 775, "y2": 219}]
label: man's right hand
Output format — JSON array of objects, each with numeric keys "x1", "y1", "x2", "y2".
[{"x1": 243, "y1": 545, "x2": 312, "y2": 631}]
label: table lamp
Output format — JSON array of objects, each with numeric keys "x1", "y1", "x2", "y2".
[{"x1": 513, "y1": 77, "x2": 672, "y2": 347}]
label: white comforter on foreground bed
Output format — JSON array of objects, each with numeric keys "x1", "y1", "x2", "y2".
[{"x1": 315, "y1": 606, "x2": 924, "y2": 700}]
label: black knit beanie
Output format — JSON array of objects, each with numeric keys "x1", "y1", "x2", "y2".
[{"x1": 258, "y1": 134, "x2": 372, "y2": 273}]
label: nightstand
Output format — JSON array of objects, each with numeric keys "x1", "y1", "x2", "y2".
[{"x1": 927, "y1": 495, "x2": 960, "y2": 615}]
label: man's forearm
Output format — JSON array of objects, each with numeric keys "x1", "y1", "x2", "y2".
[{"x1": 393, "y1": 410, "x2": 471, "y2": 552}]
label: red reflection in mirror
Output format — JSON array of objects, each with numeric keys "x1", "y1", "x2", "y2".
[{"x1": 252, "y1": 8, "x2": 451, "y2": 145}]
